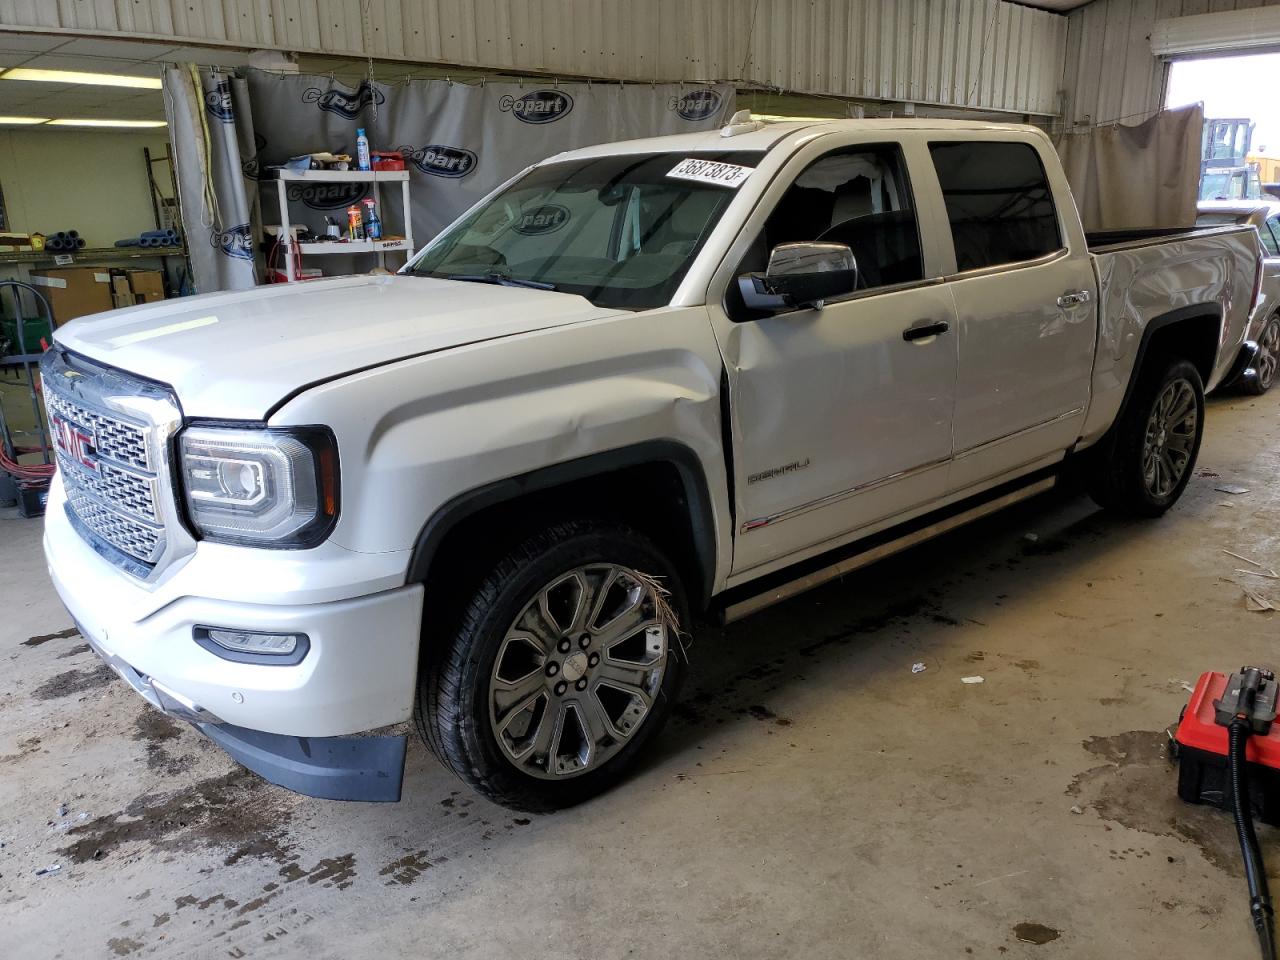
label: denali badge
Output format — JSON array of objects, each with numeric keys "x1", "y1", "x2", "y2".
[
  {"x1": 51, "y1": 413, "x2": 97, "y2": 471},
  {"x1": 747, "y1": 458, "x2": 811, "y2": 485}
]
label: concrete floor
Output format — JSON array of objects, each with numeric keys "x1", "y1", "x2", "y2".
[{"x1": 3, "y1": 388, "x2": 1280, "y2": 959}]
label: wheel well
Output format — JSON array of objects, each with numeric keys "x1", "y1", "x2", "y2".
[
  {"x1": 410, "y1": 450, "x2": 716, "y2": 614},
  {"x1": 1142, "y1": 310, "x2": 1220, "y2": 385}
]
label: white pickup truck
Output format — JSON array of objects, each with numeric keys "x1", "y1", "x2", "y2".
[{"x1": 41, "y1": 117, "x2": 1263, "y2": 810}]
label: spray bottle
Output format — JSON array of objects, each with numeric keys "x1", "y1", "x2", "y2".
[
  {"x1": 362, "y1": 198, "x2": 382, "y2": 240},
  {"x1": 356, "y1": 128, "x2": 371, "y2": 172}
]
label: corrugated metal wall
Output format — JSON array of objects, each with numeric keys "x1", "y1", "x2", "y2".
[
  {"x1": 0, "y1": 0, "x2": 1066, "y2": 115},
  {"x1": 1063, "y1": 0, "x2": 1280, "y2": 128}
]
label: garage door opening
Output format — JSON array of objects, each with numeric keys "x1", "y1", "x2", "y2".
[{"x1": 1167, "y1": 52, "x2": 1280, "y2": 200}]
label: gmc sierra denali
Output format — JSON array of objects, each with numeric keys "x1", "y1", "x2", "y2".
[{"x1": 41, "y1": 116, "x2": 1263, "y2": 810}]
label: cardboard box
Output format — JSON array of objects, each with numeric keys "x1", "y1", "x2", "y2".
[
  {"x1": 110, "y1": 274, "x2": 133, "y2": 310},
  {"x1": 27, "y1": 268, "x2": 114, "y2": 326},
  {"x1": 127, "y1": 269, "x2": 166, "y2": 303}
]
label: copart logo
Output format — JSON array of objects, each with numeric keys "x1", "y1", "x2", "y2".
[
  {"x1": 399, "y1": 144, "x2": 477, "y2": 178},
  {"x1": 242, "y1": 133, "x2": 267, "y2": 181},
  {"x1": 285, "y1": 181, "x2": 370, "y2": 210},
  {"x1": 499, "y1": 89, "x2": 573, "y2": 124},
  {"x1": 670, "y1": 89, "x2": 722, "y2": 122},
  {"x1": 210, "y1": 223, "x2": 253, "y2": 261},
  {"x1": 512, "y1": 204, "x2": 570, "y2": 236},
  {"x1": 205, "y1": 80, "x2": 235, "y2": 122},
  {"x1": 301, "y1": 81, "x2": 385, "y2": 119}
]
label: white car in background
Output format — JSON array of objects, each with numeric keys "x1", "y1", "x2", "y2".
[{"x1": 1198, "y1": 200, "x2": 1280, "y2": 394}]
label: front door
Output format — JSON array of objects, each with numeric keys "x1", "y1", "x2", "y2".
[{"x1": 711, "y1": 142, "x2": 958, "y2": 576}]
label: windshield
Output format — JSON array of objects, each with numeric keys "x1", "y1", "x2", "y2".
[{"x1": 406, "y1": 150, "x2": 763, "y2": 310}]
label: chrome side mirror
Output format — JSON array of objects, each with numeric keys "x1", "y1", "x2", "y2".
[{"x1": 738, "y1": 242, "x2": 858, "y2": 312}]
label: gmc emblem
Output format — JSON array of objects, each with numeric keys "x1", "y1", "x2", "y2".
[{"x1": 52, "y1": 413, "x2": 97, "y2": 471}]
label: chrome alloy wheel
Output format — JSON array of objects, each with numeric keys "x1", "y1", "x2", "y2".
[
  {"x1": 488, "y1": 564, "x2": 669, "y2": 780},
  {"x1": 1259, "y1": 319, "x2": 1280, "y2": 390},
  {"x1": 1142, "y1": 378, "x2": 1198, "y2": 499}
]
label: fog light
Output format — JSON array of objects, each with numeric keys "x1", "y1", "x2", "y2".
[{"x1": 194, "y1": 626, "x2": 310, "y2": 665}]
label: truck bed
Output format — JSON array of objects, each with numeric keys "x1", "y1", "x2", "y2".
[{"x1": 1086, "y1": 224, "x2": 1247, "y2": 251}]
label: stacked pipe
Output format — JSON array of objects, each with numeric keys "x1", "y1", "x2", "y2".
[
  {"x1": 114, "y1": 229, "x2": 180, "y2": 249},
  {"x1": 45, "y1": 230, "x2": 85, "y2": 251}
]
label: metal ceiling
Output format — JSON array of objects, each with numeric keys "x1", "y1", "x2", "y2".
[{"x1": 0, "y1": 1, "x2": 1068, "y2": 116}]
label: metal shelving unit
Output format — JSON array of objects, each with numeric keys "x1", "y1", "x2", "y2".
[{"x1": 273, "y1": 169, "x2": 414, "y2": 283}]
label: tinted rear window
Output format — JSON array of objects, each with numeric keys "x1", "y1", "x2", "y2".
[{"x1": 928, "y1": 141, "x2": 1061, "y2": 272}]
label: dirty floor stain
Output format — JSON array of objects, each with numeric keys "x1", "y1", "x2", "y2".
[
  {"x1": 1013, "y1": 922, "x2": 1060, "y2": 945},
  {"x1": 22, "y1": 626, "x2": 80, "y2": 647},
  {"x1": 1068, "y1": 730, "x2": 1274, "y2": 875},
  {"x1": 31, "y1": 663, "x2": 114, "y2": 701}
]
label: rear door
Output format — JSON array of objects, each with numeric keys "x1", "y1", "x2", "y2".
[
  {"x1": 706, "y1": 137, "x2": 958, "y2": 577},
  {"x1": 926, "y1": 137, "x2": 1098, "y2": 491}
]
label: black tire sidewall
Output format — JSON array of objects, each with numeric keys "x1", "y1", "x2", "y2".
[
  {"x1": 1253, "y1": 317, "x2": 1280, "y2": 394},
  {"x1": 1116, "y1": 356, "x2": 1205, "y2": 515},
  {"x1": 444, "y1": 523, "x2": 687, "y2": 811}
]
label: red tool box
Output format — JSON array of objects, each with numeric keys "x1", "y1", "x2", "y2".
[
  {"x1": 1175, "y1": 671, "x2": 1280, "y2": 825},
  {"x1": 371, "y1": 152, "x2": 406, "y2": 171}
]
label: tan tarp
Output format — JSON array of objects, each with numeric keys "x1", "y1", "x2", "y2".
[{"x1": 1055, "y1": 104, "x2": 1204, "y2": 232}]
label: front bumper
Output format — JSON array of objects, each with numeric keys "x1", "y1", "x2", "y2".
[
  {"x1": 78, "y1": 627, "x2": 407, "y2": 801},
  {"x1": 44, "y1": 477, "x2": 425, "y2": 801}
]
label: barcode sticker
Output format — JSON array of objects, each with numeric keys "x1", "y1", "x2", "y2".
[{"x1": 667, "y1": 158, "x2": 753, "y2": 189}]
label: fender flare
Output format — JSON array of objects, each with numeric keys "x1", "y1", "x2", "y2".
[
  {"x1": 404, "y1": 440, "x2": 718, "y2": 606},
  {"x1": 1112, "y1": 302, "x2": 1222, "y2": 426}
]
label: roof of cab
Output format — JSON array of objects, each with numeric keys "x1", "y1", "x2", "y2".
[{"x1": 545, "y1": 116, "x2": 1046, "y2": 164}]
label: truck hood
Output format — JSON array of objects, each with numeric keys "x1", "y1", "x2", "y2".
[{"x1": 54, "y1": 275, "x2": 623, "y2": 419}]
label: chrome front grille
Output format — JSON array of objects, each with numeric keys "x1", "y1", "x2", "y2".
[
  {"x1": 41, "y1": 349, "x2": 180, "y2": 572},
  {"x1": 64, "y1": 487, "x2": 163, "y2": 560},
  {"x1": 45, "y1": 388, "x2": 150, "y2": 471}
]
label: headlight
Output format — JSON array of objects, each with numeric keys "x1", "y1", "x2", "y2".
[{"x1": 178, "y1": 425, "x2": 339, "y2": 547}]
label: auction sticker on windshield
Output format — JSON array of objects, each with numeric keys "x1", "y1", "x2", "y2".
[{"x1": 667, "y1": 158, "x2": 753, "y2": 188}]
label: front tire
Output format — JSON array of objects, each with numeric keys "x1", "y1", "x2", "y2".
[
  {"x1": 416, "y1": 519, "x2": 687, "y2": 811},
  {"x1": 1086, "y1": 355, "x2": 1205, "y2": 517}
]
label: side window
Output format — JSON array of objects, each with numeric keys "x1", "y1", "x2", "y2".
[
  {"x1": 1264, "y1": 217, "x2": 1280, "y2": 257},
  {"x1": 734, "y1": 145, "x2": 923, "y2": 294},
  {"x1": 928, "y1": 141, "x2": 1062, "y2": 272}
]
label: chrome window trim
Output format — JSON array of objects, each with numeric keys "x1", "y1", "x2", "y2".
[{"x1": 941, "y1": 247, "x2": 1069, "y2": 284}]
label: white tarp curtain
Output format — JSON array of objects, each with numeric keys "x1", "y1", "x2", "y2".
[
  {"x1": 1055, "y1": 104, "x2": 1204, "y2": 233},
  {"x1": 167, "y1": 67, "x2": 735, "y2": 291},
  {"x1": 162, "y1": 67, "x2": 258, "y2": 293}
]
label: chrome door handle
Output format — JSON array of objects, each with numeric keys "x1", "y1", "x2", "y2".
[
  {"x1": 1057, "y1": 290, "x2": 1092, "y2": 308},
  {"x1": 902, "y1": 319, "x2": 950, "y2": 342}
]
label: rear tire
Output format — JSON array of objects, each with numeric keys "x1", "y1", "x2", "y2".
[
  {"x1": 416, "y1": 519, "x2": 687, "y2": 811},
  {"x1": 1086, "y1": 355, "x2": 1204, "y2": 517}
]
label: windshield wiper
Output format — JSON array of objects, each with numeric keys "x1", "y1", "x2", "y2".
[{"x1": 445, "y1": 272, "x2": 556, "y2": 291}]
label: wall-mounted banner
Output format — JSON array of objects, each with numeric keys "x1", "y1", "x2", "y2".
[
  {"x1": 164, "y1": 67, "x2": 260, "y2": 292},
  {"x1": 239, "y1": 70, "x2": 735, "y2": 259}
]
